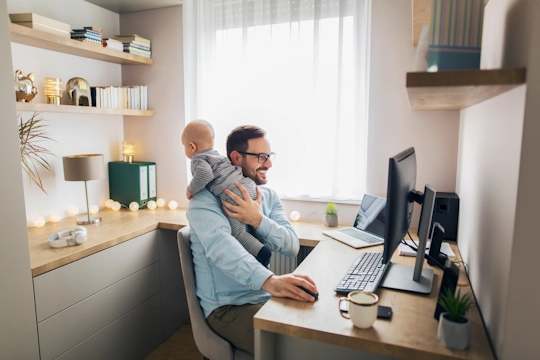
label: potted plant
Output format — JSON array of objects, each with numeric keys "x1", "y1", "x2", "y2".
[
  {"x1": 324, "y1": 202, "x2": 338, "y2": 227},
  {"x1": 19, "y1": 112, "x2": 56, "y2": 194},
  {"x1": 437, "y1": 286, "x2": 474, "y2": 350}
]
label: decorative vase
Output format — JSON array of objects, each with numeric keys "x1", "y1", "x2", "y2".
[
  {"x1": 438, "y1": 313, "x2": 471, "y2": 350},
  {"x1": 325, "y1": 214, "x2": 338, "y2": 227}
]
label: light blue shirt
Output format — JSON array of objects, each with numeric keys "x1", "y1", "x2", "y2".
[{"x1": 187, "y1": 187, "x2": 299, "y2": 318}]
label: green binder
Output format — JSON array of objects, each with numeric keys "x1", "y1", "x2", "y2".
[{"x1": 108, "y1": 161, "x2": 157, "y2": 207}]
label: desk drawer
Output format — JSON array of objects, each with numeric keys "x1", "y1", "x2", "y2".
[
  {"x1": 38, "y1": 262, "x2": 160, "y2": 360},
  {"x1": 34, "y1": 230, "x2": 158, "y2": 322},
  {"x1": 56, "y1": 294, "x2": 162, "y2": 360}
]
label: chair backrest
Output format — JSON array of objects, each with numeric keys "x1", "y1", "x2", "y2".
[{"x1": 177, "y1": 226, "x2": 235, "y2": 360}]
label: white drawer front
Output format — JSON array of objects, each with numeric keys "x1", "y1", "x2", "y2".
[
  {"x1": 34, "y1": 230, "x2": 158, "y2": 322},
  {"x1": 38, "y1": 262, "x2": 160, "y2": 360}
]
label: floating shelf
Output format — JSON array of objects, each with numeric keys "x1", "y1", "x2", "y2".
[
  {"x1": 406, "y1": 68, "x2": 526, "y2": 110},
  {"x1": 10, "y1": 23, "x2": 153, "y2": 65},
  {"x1": 16, "y1": 102, "x2": 155, "y2": 116}
]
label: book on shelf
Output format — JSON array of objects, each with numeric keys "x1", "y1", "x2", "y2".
[
  {"x1": 124, "y1": 46, "x2": 151, "y2": 56},
  {"x1": 83, "y1": 26, "x2": 103, "y2": 36},
  {"x1": 113, "y1": 34, "x2": 151, "y2": 46},
  {"x1": 90, "y1": 85, "x2": 148, "y2": 110},
  {"x1": 10, "y1": 13, "x2": 71, "y2": 38},
  {"x1": 103, "y1": 39, "x2": 123, "y2": 52}
]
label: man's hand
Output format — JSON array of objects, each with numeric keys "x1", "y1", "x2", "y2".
[
  {"x1": 261, "y1": 274, "x2": 318, "y2": 302},
  {"x1": 222, "y1": 184, "x2": 263, "y2": 229},
  {"x1": 186, "y1": 188, "x2": 193, "y2": 200}
]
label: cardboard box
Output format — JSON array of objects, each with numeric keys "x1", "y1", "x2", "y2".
[{"x1": 9, "y1": 13, "x2": 71, "y2": 38}]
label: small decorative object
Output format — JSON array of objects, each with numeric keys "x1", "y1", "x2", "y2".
[
  {"x1": 156, "y1": 198, "x2": 166, "y2": 207},
  {"x1": 428, "y1": 0, "x2": 484, "y2": 71},
  {"x1": 66, "y1": 206, "x2": 79, "y2": 217},
  {"x1": 105, "y1": 199, "x2": 114, "y2": 208},
  {"x1": 147, "y1": 200, "x2": 157, "y2": 210},
  {"x1": 168, "y1": 200, "x2": 178, "y2": 210},
  {"x1": 44, "y1": 77, "x2": 62, "y2": 104},
  {"x1": 111, "y1": 201, "x2": 121, "y2": 211},
  {"x1": 14, "y1": 70, "x2": 38, "y2": 102},
  {"x1": 47, "y1": 213, "x2": 61, "y2": 223},
  {"x1": 325, "y1": 202, "x2": 338, "y2": 227},
  {"x1": 437, "y1": 286, "x2": 474, "y2": 350},
  {"x1": 129, "y1": 202, "x2": 139, "y2": 211},
  {"x1": 290, "y1": 210, "x2": 300, "y2": 222},
  {"x1": 122, "y1": 141, "x2": 135, "y2": 163},
  {"x1": 32, "y1": 217, "x2": 46, "y2": 227},
  {"x1": 89, "y1": 205, "x2": 99, "y2": 215},
  {"x1": 66, "y1": 77, "x2": 92, "y2": 106},
  {"x1": 63, "y1": 154, "x2": 105, "y2": 224},
  {"x1": 19, "y1": 112, "x2": 56, "y2": 194}
]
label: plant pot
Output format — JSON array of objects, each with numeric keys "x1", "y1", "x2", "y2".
[
  {"x1": 438, "y1": 313, "x2": 471, "y2": 350},
  {"x1": 325, "y1": 214, "x2": 338, "y2": 227}
]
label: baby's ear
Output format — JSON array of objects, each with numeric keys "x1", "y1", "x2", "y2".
[{"x1": 189, "y1": 142, "x2": 197, "y2": 153}]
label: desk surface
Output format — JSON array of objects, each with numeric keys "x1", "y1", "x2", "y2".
[
  {"x1": 254, "y1": 240, "x2": 494, "y2": 360},
  {"x1": 27, "y1": 208, "x2": 330, "y2": 277}
]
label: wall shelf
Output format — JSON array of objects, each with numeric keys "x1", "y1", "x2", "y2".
[
  {"x1": 16, "y1": 102, "x2": 155, "y2": 116},
  {"x1": 9, "y1": 23, "x2": 153, "y2": 65},
  {"x1": 406, "y1": 68, "x2": 526, "y2": 110}
]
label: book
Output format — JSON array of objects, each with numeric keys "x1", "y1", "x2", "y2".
[
  {"x1": 123, "y1": 42, "x2": 151, "y2": 51},
  {"x1": 398, "y1": 240, "x2": 456, "y2": 258},
  {"x1": 84, "y1": 26, "x2": 103, "y2": 36},
  {"x1": 113, "y1": 34, "x2": 151, "y2": 46},
  {"x1": 10, "y1": 13, "x2": 71, "y2": 38}
]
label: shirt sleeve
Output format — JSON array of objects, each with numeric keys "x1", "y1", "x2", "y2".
[
  {"x1": 187, "y1": 158, "x2": 215, "y2": 195},
  {"x1": 255, "y1": 188, "x2": 300, "y2": 257},
  {"x1": 187, "y1": 190, "x2": 273, "y2": 289}
]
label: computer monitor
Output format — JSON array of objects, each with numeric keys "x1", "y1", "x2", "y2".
[{"x1": 378, "y1": 147, "x2": 436, "y2": 294}]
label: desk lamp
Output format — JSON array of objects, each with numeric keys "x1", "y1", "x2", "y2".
[{"x1": 63, "y1": 154, "x2": 105, "y2": 224}]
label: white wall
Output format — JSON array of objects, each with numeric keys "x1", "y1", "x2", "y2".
[
  {"x1": 7, "y1": 0, "x2": 125, "y2": 224},
  {"x1": 0, "y1": 0, "x2": 40, "y2": 358},
  {"x1": 120, "y1": 6, "x2": 187, "y2": 208},
  {"x1": 457, "y1": 0, "x2": 540, "y2": 358}
]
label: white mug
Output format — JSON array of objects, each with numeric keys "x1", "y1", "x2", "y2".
[{"x1": 339, "y1": 291, "x2": 379, "y2": 329}]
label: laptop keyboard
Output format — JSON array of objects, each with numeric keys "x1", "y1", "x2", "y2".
[
  {"x1": 335, "y1": 252, "x2": 387, "y2": 294},
  {"x1": 338, "y1": 228, "x2": 383, "y2": 244}
]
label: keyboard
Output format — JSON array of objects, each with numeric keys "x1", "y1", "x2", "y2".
[
  {"x1": 338, "y1": 228, "x2": 383, "y2": 244},
  {"x1": 335, "y1": 252, "x2": 387, "y2": 294}
]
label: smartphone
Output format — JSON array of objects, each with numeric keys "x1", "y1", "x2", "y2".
[{"x1": 339, "y1": 302, "x2": 393, "y2": 320}]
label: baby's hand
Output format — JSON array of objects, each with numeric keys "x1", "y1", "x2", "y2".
[{"x1": 186, "y1": 189, "x2": 193, "y2": 200}]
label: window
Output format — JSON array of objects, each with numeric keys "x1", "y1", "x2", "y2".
[{"x1": 184, "y1": 0, "x2": 371, "y2": 200}]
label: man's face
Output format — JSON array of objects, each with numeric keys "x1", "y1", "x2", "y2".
[{"x1": 240, "y1": 137, "x2": 273, "y2": 185}]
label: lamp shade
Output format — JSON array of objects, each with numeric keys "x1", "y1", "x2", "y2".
[{"x1": 63, "y1": 154, "x2": 105, "y2": 181}]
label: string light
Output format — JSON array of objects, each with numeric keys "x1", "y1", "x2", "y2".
[
  {"x1": 290, "y1": 211, "x2": 300, "y2": 221},
  {"x1": 168, "y1": 200, "x2": 178, "y2": 210},
  {"x1": 105, "y1": 199, "x2": 114, "y2": 208},
  {"x1": 129, "y1": 202, "x2": 139, "y2": 211},
  {"x1": 111, "y1": 201, "x2": 121, "y2": 211},
  {"x1": 66, "y1": 206, "x2": 79, "y2": 217},
  {"x1": 33, "y1": 217, "x2": 46, "y2": 227},
  {"x1": 48, "y1": 213, "x2": 61, "y2": 223},
  {"x1": 89, "y1": 205, "x2": 99, "y2": 215},
  {"x1": 156, "y1": 198, "x2": 166, "y2": 207},
  {"x1": 147, "y1": 200, "x2": 157, "y2": 210}
]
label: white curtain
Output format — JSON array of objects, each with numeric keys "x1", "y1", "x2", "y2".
[{"x1": 183, "y1": 0, "x2": 371, "y2": 200}]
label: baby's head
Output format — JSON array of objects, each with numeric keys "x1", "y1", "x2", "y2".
[{"x1": 181, "y1": 119, "x2": 215, "y2": 159}]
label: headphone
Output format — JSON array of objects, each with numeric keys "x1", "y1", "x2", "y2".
[{"x1": 48, "y1": 226, "x2": 87, "y2": 248}]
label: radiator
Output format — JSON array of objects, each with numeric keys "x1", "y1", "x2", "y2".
[{"x1": 269, "y1": 246, "x2": 313, "y2": 275}]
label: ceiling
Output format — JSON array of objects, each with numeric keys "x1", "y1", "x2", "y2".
[{"x1": 84, "y1": 0, "x2": 183, "y2": 14}]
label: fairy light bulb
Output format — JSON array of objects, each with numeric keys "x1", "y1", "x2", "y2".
[
  {"x1": 105, "y1": 199, "x2": 114, "y2": 208},
  {"x1": 111, "y1": 201, "x2": 121, "y2": 211},
  {"x1": 290, "y1": 211, "x2": 301, "y2": 222},
  {"x1": 168, "y1": 200, "x2": 178, "y2": 210},
  {"x1": 66, "y1": 206, "x2": 79, "y2": 217},
  {"x1": 89, "y1": 205, "x2": 99, "y2": 215},
  {"x1": 156, "y1": 198, "x2": 166, "y2": 207},
  {"x1": 33, "y1": 217, "x2": 46, "y2": 227},
  {"x1": 48, "y1": 213, "x2": 61, "y2": 223},
  {"x1": 129, "y1": 202, "x2": 139, "y2": 211},
  {"x1": 147, "y1": 200, "x2": 157, "y2": 210}
]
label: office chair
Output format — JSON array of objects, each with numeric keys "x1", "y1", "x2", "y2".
[{"x1": 177, "y1": 227, "x2": 254, "y2": 360}]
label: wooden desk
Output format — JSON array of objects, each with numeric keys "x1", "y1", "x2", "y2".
[{"x1": 254, "y1": 240, "x2": 494, "y2": 360}]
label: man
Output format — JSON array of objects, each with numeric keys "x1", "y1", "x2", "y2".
[{"x1": 186, "y1": 125, "x2": 318, "y2": 355}]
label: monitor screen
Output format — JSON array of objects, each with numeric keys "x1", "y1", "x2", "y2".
[
  {"x1": 353, "y1": 194, "x2": 386, "y2": 238},
  {"x1": 383, "y1": 147, "x2": 416, "y2": 265}
]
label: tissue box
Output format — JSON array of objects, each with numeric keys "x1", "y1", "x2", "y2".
[
  {"x1": 9, "y1": 13, "x2": 71, "y2": 38},
  {"x1": 427, "y1": 0, "x2": 484, "y2": 71}
]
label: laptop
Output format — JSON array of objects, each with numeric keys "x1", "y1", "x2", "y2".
[{"x1": 322, "y1": 194, "x2": 386, "y2": 249}]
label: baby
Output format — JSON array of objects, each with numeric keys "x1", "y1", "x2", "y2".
[{"x1": 182, "y1": 119, "x2": 271, "y2": 267}]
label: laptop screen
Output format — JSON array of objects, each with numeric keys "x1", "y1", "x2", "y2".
[{"x1": 353, "y1": 195, "x2": 387, "y2": 238}]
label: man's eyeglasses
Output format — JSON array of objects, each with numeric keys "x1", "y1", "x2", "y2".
[{"x1": 238, "y1": 151, "x2": 276, "y2": 163}]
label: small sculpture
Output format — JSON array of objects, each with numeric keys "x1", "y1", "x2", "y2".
[
  {"x1": 14, "y1": 70, "x2": 38, "y2": 102},
  {"x1": 66, "y1": 77, "x2": 92, "y2": 106}
]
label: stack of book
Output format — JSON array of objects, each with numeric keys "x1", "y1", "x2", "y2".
[
  {"x1": 90, "y1": 85, "x2": 148, "y2": 110},
  {"x1": 103, "y1": 38, "x2": 123, "y2": 52},
  {"x1": 71, "y1": 26, "x2": 103, "y2": 46},
  {"x1": 113, "y1": 34, "x2": 151, "y2": 58}
]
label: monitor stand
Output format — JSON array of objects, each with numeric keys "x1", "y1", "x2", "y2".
[{"x1": 379, "y1": 262, "x2": 434, "y2": 294}]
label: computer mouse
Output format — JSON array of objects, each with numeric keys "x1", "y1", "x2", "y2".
[{"x1": 297, "y1": 285, "x2": 319, "y2": 300}]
